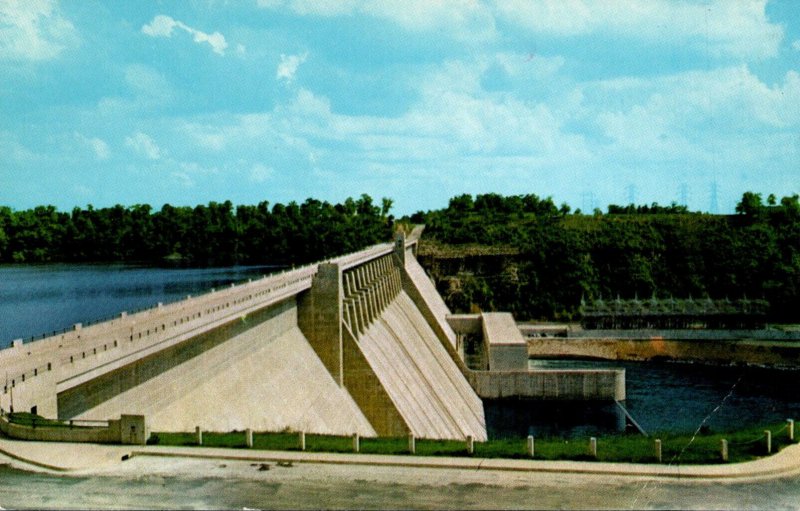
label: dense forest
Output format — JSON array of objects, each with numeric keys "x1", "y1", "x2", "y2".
[
  {"x1": 0, "y1": 194, "x2": 393, "y2": 266},
  {"x1": 2, "y1": 191, "x2": 799, "y2": 323},
  {"x1": 408, "y1": 191, "x2": 800, "y2": 323}
]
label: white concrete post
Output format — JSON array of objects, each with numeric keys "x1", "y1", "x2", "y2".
[
  {"x1": 765, "y1": 430, "x2": 772, "y2": 454},
  {"x1": 788, "y1": 419, "x2": 795, "y2": 441},
  {"x1": 720, "y1": 439, "x2": 729, "y2": 462},
  {"x1": 408, "y1": 433, "x2": 416, "y2": 454},
  {"x1": 654, "y1": 439, "x2": 662, "y2": 463},
  {"x1": 589, "y1": 437, "x2": 597, "y2": 459},
  {"x1": 246, "y1": 428, "x2": 253, "y2": 448},
  {"x1": 358, "y1": 295, "x2": 369, "y2": 330},
  {"x1": 195, "y1": 426, "x2": 203, "y2": 446},
  {"x1": 527, "y1": 435, "x2": 535, "y2": 458},
  {"x1": 466, "y1": 435, "x2": 474, "y2": 455},
  {"x1": 299, "y1": 431, "x2": 306, "y2": 451},
  {"x1": 352, "y1": 433, "x2": 360, "y2": 453}
]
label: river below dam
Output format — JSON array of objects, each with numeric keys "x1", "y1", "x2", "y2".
[
  {"x1": 1, "y1": 264, "x2": 799, "y2": 438},
  {"x1": 486, "y1": 359, "x2": 800, "y2": 438}
]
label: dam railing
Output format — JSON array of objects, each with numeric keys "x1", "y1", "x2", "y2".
[{"x1": 1, "y1": 240, "x2": 418, "y2": 409}]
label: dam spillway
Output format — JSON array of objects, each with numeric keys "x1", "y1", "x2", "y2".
[
  {"x1": 1, "y1": 231, "x2": 491, "y2": 440},
  {"x1": 1, "y1": 228, "x2": 623, "y2": 444}
]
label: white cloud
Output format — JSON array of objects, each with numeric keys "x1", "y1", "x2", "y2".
[
  {"x1": 74, "y1": 132, "x2": 110, "y2": 160},
  {"x1": 494, "y1": 0, "x2": 782, "y2": 61},
  {"x1": 140, "y1": 14, "x2": 176, "y2": 38},
  {"x1": 590, "y1": 66, "x2": 800, "y2": 137},
  {"x1": 171, "y1": 171, "x2": 194, "y2": 188},
  {"x1": 363, "y1": 0, "x2": 496, "y2": 41},
  {"x1": 141, "y1": 14, "x2": 228, "y2": 55},
  {"x1": 257, "y1": 1, "x2": 780, "y2": 56},
  {"x1": 124, "y1": 64, "x2": 173, "y2": 99},
  {"x1": 96, "y1": 64, "x2": 173, "y2": 117},
  {"x1": 249, "y1": 163, "x2": 273, "y2": 183},
  {"x1": 146, "y1": 53, "x2": 797, "y2": 213},
  {"x1": 793, "y1": 40, "x2": 800, "y2": 51},
  {"x1": 258, "y1": 0, "x2": 495, "y2": 42},
  {"x1": 258, "y1": 0, "x2": 357, "y2": 16},
  {"x1": 0, "y1": 0, "x2": 78, "y2": 61},
  {"x1": 125, "y1": 132, "x2": 162, "y2": 160},
  {"x1": 276, "y1": 52, "x2": 308, "y2": 83},
  {"x1": 582, "y1": 65, "x2": 800, "y2": 184}
]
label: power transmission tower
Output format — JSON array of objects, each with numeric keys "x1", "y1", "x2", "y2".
[
  {"x1": 627, "y1": 184, "x2": 636, "y2": 205},
  {"x1": 709, "y1": 181, "x2": 719, "y2": 213}
]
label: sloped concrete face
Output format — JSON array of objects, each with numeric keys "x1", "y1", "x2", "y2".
[
  {"x1": 357, "y1": 292, "x2": 487, "y2": 441},
  {"x1": 401, "y1": 251, "x2": 459, "y2": 350},
  {"x1": 70, "y1": 299, "x2": 375, "y2": 436}
]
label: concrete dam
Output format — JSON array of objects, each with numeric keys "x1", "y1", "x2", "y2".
[{"x1": 1, "y1": 229, "x2": 623, "y2": 442}]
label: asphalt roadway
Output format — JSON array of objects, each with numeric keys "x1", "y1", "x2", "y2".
[{"x1": 1, "y1": 436, "x2": 799, "y2": 509}]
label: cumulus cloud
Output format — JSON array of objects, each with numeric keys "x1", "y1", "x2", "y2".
[
  {"x1": 125, "y1": 132, "x2": 162, "y2": 160},
  {"x1": 494, "y1": 0, "x2": 782, "y2": 61},
  {"x1": 793, "y1": 40, "x2": 800, "y2": 51},
  {"x1": 276, "y1": 52, "x2": 308, "y2": 83},
  {"x1": 258, "y1": 0, "x2": 495, "y2": 42},
  {"x1": 74, "y1": 132, "x2": 110, "y2": 160},
  {"x1": 141, "y1": 14, "x2": 228, "y2": 55},
  {"x1": 0, "y1": 0, "x2": 78, "y2": 61},
  {"x1": 258, "y1": 1, "x2": 781, "y2": 56}
]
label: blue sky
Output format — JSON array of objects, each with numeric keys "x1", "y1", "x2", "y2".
[{"x1": 0, "y1": 0, "x2": 798, "y2": 215}]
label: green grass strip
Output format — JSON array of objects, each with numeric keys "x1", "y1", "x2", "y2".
[{"x1": 147, "y1": 421, "x2": 797, "y2": 465}]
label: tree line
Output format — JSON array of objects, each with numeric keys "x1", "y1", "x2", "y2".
[
  {"x1": 408, "y1": 192, "x2": 800, "y2": 323},
  {"x1": 4, "y1": 190, "x2": 799, "y2": 323},
  {"x1": 0, "y1": 195, "x2": 394, "y2": 267}
]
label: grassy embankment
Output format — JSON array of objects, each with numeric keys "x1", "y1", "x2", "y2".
[{"x1": 148, "y1": 421, "x2": 796, "y2": 465}]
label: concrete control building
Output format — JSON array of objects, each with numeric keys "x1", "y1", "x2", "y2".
[{"x1": 0, "y1": 229, "x2": 623, "y2": 443}]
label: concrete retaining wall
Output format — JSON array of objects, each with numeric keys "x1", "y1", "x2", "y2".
[
  {"x1": 468, "y1": 369, "x2": 625, "y2": 401},
  {"x1": 0, "y1": 413, "x2": 146, "y2": 444}
]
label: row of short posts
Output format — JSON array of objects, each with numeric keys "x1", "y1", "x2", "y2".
[{"x1": 192, "y1": 419, "x2": 795, "y2": 459}]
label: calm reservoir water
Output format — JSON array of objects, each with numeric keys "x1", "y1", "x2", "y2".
[
  {"x1": 1, "y1": 264, "x2": 798, "y2": 437},
  {"x1": 0, "y1": 263, "x2": 279, "y2": 348}
]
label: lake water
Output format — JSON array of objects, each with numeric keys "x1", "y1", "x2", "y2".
[
  {"x1": 0, "y1": 263, "x2": 279, "y2": 348},
  {"x1": 1, "y1": 264, "x2": 798, "y2": 437}
]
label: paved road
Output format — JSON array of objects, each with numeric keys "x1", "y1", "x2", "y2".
[
  {"x1": 2, "y1": 452, "x2": 800, "y2": 510},
  {"x1": 2, "y1": 434, "x2": 800, "y2": 509}
]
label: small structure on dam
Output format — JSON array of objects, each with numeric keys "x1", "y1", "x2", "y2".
[{"x1": 0, "y1": 227, "x2": 624, "y2": 444}]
